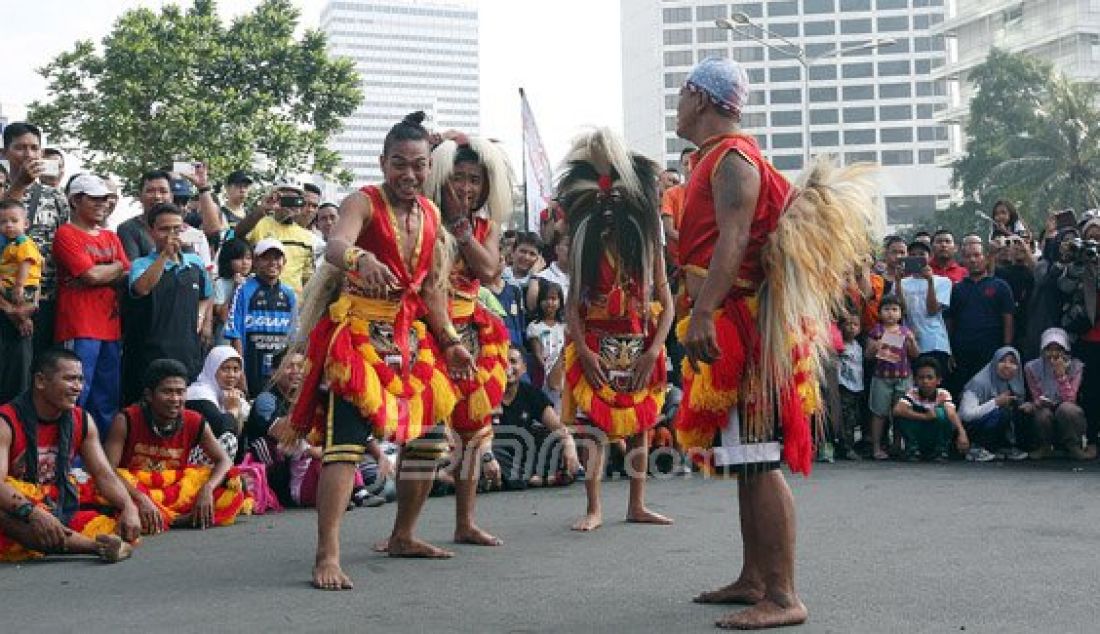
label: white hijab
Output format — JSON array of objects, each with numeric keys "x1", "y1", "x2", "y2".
[{"x1": 186, "y1": 346, "x2": 242, "y2": 410}]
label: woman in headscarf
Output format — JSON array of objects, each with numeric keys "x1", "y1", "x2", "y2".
[
  {"x1": 1024, "y1": 328, "x2": 1093, "y2": 460},
  {"x1": 957, "y1": 346, "x2": 1030, "y2": 461},
  {"x1": 186, "y1": 346, "x2": 249, "y2": 461}
]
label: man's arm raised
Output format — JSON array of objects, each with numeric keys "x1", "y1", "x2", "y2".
[{"x1": 682, "y1": 152, "x2": 759, "y2": 369}]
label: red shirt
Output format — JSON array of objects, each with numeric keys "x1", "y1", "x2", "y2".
[
  {"x1": 1083, "y1": 290, "x2": 1100, "y2": 343},
  {"x1": 118, "y1": 404, "x2": 206, "y2": 471},
  {"x1": 931, "y1": 259, "x2": 966, "y2": 284},
  {"x1": 679, "y1": 133, "x2": 794, "y2": 295},
  {"x1": 52, "y1": 224, "x2": 130, "y2": 342}
]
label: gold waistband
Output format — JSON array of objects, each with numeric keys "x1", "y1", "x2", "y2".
[
  {"x1": 585, "y1": 301, "x2": 663, "y2": 321},
  {"x1": 683, "y1": 265, "x2": 756, "y2": 292},
  {"x1": 331, "y1": 294, "x2": 399, "y2": 323},
  {"x1": 449, "y1": 296, "x2": 477, "y2": 319}
]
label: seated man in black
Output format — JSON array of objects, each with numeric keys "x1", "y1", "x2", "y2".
[{"x1": 491, "y1": 345, "x2": 579, "y2": 489}]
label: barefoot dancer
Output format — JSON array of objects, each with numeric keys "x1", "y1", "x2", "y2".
[
  {"x1": 674, "y1": 58, "x2": 876, "y2": 629},
  {"x1": 558, "y1": 128, "x2": 675, "y2": 532},
  {"x1": 288, "y1": 112, "x2": 476, "y2": 590},
  {"x1": 423, "y1": 134, "x2": 512, "y2": 546}
]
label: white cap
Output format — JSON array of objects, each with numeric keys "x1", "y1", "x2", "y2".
[
  {"x1": 67, "y1": 173, "x2": 110, "y2": 197},
  {"x1": 253, "y1": 238, "x2": 286, "y2": 257},
  {"x1": 273, "y1": 178, "x2": 304, "y2": 195}
]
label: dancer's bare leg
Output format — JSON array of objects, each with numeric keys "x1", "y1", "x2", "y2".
[
  {"x1": 693, "y1": 479, "x2": 763, "y2": 605},
  {"x1": 0, "y1": 514, "x2": 132, "y2": 562},
  {"x1": 387, "y1": 451, "x2": 454, "y2": 558},
  {"x1": 625, "y1": 432, "x2": 672, "y2": 525},
  {"x1": 454, "y1": 434, "x2": 502, "y2": 546},
  {"x1": 716, "y1": 470, "x2": 807, "y2": 630},
  {"x1": 572, "y1": 432, "x2": 605, "y2": 531},
  {"x1": 312, "y1": 462, "x2": 356, "y2": 590}
]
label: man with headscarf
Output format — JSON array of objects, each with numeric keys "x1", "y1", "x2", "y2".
[{"x1": 675, "y1": 57, "x2": 877, "y2": 629}]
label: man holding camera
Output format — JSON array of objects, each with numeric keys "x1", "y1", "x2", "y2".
[
  {"x1": 0, "y1": 123, "x2": 71, "y2": 359},
  {"x1": 1062, "y1": 217, "x2": 1100, "y2": 446},
  {"x1": 233, "y1": 182, "x2": 318, "y2": 296}
]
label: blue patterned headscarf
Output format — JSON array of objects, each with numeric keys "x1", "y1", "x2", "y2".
[{"x1": 685, "y1": 57, "x2": 751, "y2": 116}]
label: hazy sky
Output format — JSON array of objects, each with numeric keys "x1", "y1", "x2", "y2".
[{"x1": 1, "y1": 0, "x2": 625, "y2": 174}]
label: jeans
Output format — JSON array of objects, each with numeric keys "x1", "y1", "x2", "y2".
[{"x1": 64, "y1": 338, "x2": 121, "y2": 434}]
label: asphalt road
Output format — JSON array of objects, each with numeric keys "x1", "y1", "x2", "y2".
[{"x1": 3, "y1": 460, "x2": 1099, "y2": 633}]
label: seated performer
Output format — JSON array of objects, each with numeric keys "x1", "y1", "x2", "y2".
[
  {"x1": 557, "y1": 128, "x2": 675, "y2": 531},
  {"x1": 104, "y1": 359, "x2": 248, "y2": 533},
  {"x1": 674, "y1": 58, "x2": 876, "y2": 629},
  {"x1": 288, "y1": 112, "x2": 475, "y2": 590},
  {"x1": 0, "y1": 349, "x2": 141, "y2": 562},
  {"x1": 423, "y1": 132, "x2": 513, "y2": 545}
]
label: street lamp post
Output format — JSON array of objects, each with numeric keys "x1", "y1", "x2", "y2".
[{"x1": 716, "y1": 16, "x2": 896, "y2": 166}]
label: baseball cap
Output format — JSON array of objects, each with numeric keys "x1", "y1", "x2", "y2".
[
  {"x1": 226, "y1": 170, "x2": 253, "y2": 186},
  {"x1": 254, "y1": 238, "x2": 286, "y2": 258},
  {"x1": 1040, "y1": 327, "x2": 1070, "y2": 353},
  {"x1": 685, "y1": 57, "x2": 751, "y2": 116},
  {"x1": 171, "y1": 178, "x2": 194, "y2": 199},
  {"x1": 67, "y1": 173, "x2": 110, "y2": 197},
  {"x1": 273, "y1": 178, "x2": 304, "y2": 195}
]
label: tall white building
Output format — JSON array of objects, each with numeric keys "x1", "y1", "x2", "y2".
[
  {"x1": 622, "y1": 0, "x2": 953, "y2": 227},
  {"x1": 935, "y1": 0, "x2": 1100, "y2": 162},
  {"x1": 321, "y1": 0, "x2": 480, "y2": 195}
]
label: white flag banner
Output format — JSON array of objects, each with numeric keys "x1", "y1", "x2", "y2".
[{"x1": 520, "y1": 88, "x2": 553, "y2": 232}]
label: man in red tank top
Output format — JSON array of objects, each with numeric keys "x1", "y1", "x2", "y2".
[
  {"x1": 0, "y1": 348, "x2": 140, "y2": 562},
  {"x1": 104, "y1": 359, "x2": 243, "y2": 533},
  {"x1": 291, "y1": 113, "x2": 476, "y2": 591},
  {"x1": 675, "y1": 57, "x2": 808, "y2": 629}
]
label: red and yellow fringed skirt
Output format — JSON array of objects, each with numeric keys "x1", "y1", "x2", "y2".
[
  {"x1": 562, "y1": 317, "x2": 667, "y2": 440},
  {"x1": 447, "y1": 298, "x2": 508, "y2": 443},
  {"x1": 292, "y1": 294, "x2": 457, "y2": 445},
  {"x1": 673, "y1": 298, "x2": 820, "y2": 475},
  {"x1": 1, "y1": 477, "x2": 119, "y2": 562},
  {"x1": 115, "y1": 466, "x2": 251, "y2": 528}
]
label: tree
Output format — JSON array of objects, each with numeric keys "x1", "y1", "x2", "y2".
[
  {"x1": 951, "y1": 48, "x2": 1053, "y2": 225},
  {"x1": 28, "y1": 0, "x2": 362, "y2": 191},
  {"x1": 983, "y1": 77, "x2": 1100, "y2": 216}
]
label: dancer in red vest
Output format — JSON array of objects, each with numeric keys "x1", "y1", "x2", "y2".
[
  {"x1": 675, "y1": 58, "x2": 877, "y2": 629},
  {"x1": 423, "y1": 133, "x2": 512, "y2": 546},
  {"x1": 557, "y1": 128, "x2": 674, "y2": 532},
  {"x1": 289, "y1": 112, "x2": 475, "y2": 590}
]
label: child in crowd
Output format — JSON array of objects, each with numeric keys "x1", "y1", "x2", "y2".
[
  {"x1": 836, "y1": 312, "x2": 865, "y2": 460},
  {"x1": 865, "y1": 295, "x2": 919, "y2": 460},
  {"x1": 0, "y1": 200, "x2": 42, "y2": 311},
  {"x1": 213, "y1": 238, "x2": 252, "y2": 345},
  {"x1": 526, "y1": 280, "x2": 565, "y2": 408},
  {"x1": 892, "y1": 356, "x2": 970, "y2": 462}
]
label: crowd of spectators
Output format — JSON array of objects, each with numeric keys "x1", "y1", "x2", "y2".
[{"x1": 2, "y1": 119, "x2": 1100, "y2": 556}]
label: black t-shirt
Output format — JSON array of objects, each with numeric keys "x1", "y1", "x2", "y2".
[
  {"x1": 186, "y1": 398, "x2": 237, "y2": 438},
  {"x1": 499, "y1": 382, "x2": 552, "y2": 435},
  {"x1": 117, "y1": 217, "x2": 155, "y2": 262}
]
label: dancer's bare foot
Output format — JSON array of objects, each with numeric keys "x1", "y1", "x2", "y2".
[
  {"x1": 95, "y1": 534, "x2": 133, "y2": 563},
  {"x1": 372, "y1": 538, "x2": 390, "y2": 553},
  {"x1": 715, "y1": 599, "x2": 807, "y2": 630},
  {"x1": 454, "y1": 525, "x2": 503, "y2": 546},
  {"x1": 693, "y1": 580, "x2": 765, "y2": 605},
  {"x1": 387, "y1": 535, "x2": 454, "y2": 558},
  {"x1": 626, "y1": 507, "x2": 674, "y2": 525},
  {"x1": 571, "y1": 512, "x2": 602, "y2": 532},
  {"x1": 311, "y1": 558, "x2": 353, "y2": 590}
]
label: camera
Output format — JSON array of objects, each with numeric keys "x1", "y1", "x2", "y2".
[
  {"x1": 278, "y1": 195, "x2": 305, "y2": 209},
  {"x1": 1065, "y1": 238, "x2": 1100, "y2": 264}
]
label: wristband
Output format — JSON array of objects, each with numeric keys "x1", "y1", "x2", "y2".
[
  {"x1": 344, "y1": 246, "x2": 368, "y2": 272},
  {"x1": 10, "y1": 501, "x2": 34, "y2": 522}
]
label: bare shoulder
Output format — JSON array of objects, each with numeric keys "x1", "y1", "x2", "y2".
[{"x1": 340, "y1": 190, "x2": 373, "y2": 222}]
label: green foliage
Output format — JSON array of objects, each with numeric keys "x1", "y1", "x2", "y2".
[
  {"x1": 954, "y1": 48, "x2": 1100, "y2": 228},
  {"x1": 27, "y1": 0, "x2": 362, "y2": 192}
]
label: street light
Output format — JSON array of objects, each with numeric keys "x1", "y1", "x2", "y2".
[{"x1": 715, "y1": 17, "x2": 897, "y2": 165}]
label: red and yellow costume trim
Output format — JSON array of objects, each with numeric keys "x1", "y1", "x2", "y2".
[
  {"x1": 0, "y1": 477, "x2": 118, "y2": 562},
  {"x1": 291, "y1": 186, "x2": 457, "y2": 444},
  {"x1": 563, "y1": 256, "x2": 667, "y2": 439},
  {"x1": 447, "y1": 212, "x2": 508, "y2": 441},
  {"x1": 116, "y1": 467, "x2": 250, "y2": 528}
]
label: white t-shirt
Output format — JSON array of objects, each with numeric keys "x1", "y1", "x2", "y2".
[{"x1": 526, "y1": 320, "x2": 565, "y2": 373}]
